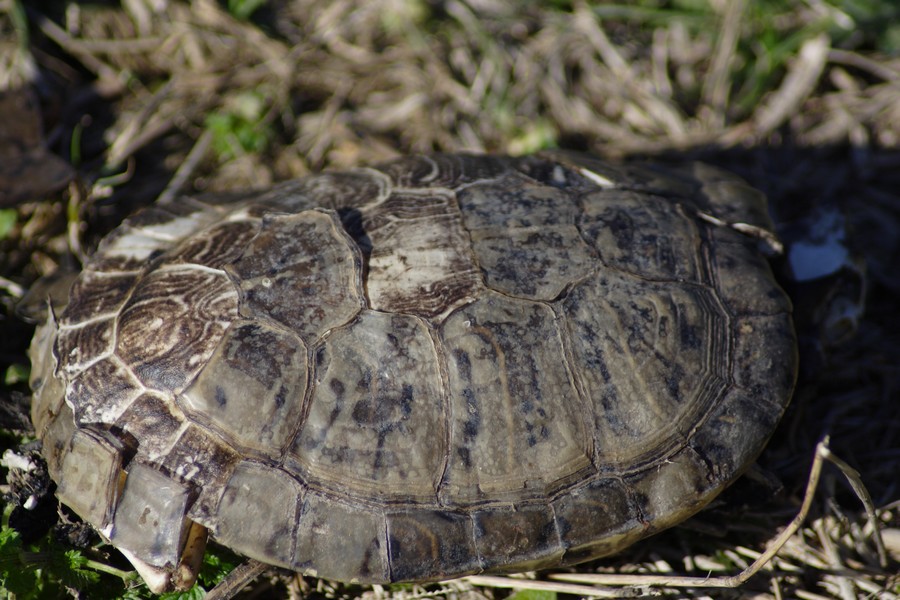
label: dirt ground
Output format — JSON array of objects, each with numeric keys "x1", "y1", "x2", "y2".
[{"x1": 1, "y1": 1, "x2": 898, "y2": 598}]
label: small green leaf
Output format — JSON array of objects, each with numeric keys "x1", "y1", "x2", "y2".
[
  {"x1": 227, "y1": 0, "x2": 267, "y2": 21},
  {"x1": 4, "y1": 364, "x2": 29, "y2": 386},
  {"x1": 198, "y1": 548, "x2": 239, "y2": 588},
  {"x1": 0, "y1": 528, "x2": 38, "y2": 599},
  {"x1": 205, "y1": 91, "x2": 273, "y2": 161},
  {"x1": 508, "y1": 589, "x2": 557, "y2": 600},
  {"x1": 53, "y1": 549, "x2": 102, "y2": 588},
  {"x1": 0, "y1": 209, "x2": 17, "y2": 240}
]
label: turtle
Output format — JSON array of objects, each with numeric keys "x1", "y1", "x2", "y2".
[{"x1": 27, "y1": 151, "x2": 797, "y2": 593}]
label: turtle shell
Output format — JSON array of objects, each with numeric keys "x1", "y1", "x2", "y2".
[{"x1": 29, "y1": 152, "x2": 797, "y2": 585}]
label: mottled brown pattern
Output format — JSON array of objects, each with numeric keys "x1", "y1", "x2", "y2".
[
  {"x1": 168, "y1": 220, "x2": 261, "y2": 269},
  {"x1": 181, "y1": 321, "x2": 308, "y2": 458},
  {"x1": 289, "y1": 310, "x2": 444, "y2": 501},
  {"x1": 112, "y1": 392, "x2": 185, "y2": 461},
  {"x1": 54, "y1": 317, "x2": 116, "y2": 374},
  {"x1": 456, "y1": 169, "x2": 581, "y2": 229},
  {"x1": 60, "y1": 271, "x2": 137, "y2": 326},
  {"x1": 440, "y1": 292, "x2": 592, "y2": 505},
  {"x1": 67, "y1": 357, "x2": 143, "y2": 424},
  {"x1": 469, "y1": 226, "x2": 595, "y2": 299},
  {"x1": 379, "y1": 153, "x2": 514, "y2": 189},
  {"x1": 578, "y1": 189, "x2": 704, "y2": 282},
  {"x1": 561, "y1": 271, "x2": 728, "y2": 468},
  {"x1": 161, "y1": 424, "x2": 242, "y2": 524},
  {"x1": 227, "y1": 210, "x2": 365, "y2": 342},
  {"x1": 116, "y1": 267, "x2": 238, "y2": 391},
  {"x1": 259, "y1": 169, "x2": 391, "y2": 213},
  {"x1": 30, "y1": 152, "x2": 797, "y2": 587},
  {"x1": 364, "y1": 192, "x2": 483, "y2": 317}
]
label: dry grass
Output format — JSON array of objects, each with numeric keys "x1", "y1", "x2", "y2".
[{"x1": 1, "y1": 0, "x2": 898, "y2": 598}]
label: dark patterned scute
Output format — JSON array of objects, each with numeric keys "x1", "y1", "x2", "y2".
[{"x1": 29, "y1": 152, "x2": 797, "y2": 584}]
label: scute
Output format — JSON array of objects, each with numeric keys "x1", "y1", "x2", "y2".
[
  {"x1": 115, "y1": 266, "x2": 238, "y2": 392},
  {"x1": 385, "y1": 509, "x2": 480, "y2": 582},
  {"x1": 227, "y1": 210, "x2": 365, "y2": 342},
  {"x1": 551, "y1": 476, "x2": 642, "y2": 566},
  {"x1": 180, "y1": 320, "x2": 308, "y2": 458},
  {"x1": 50, "y1": 426, "x2": 123, "y2": 529},
  {"x1": 212, "y1": 462, "x2": 301, "y2": 568},
  {"x1": 29, "y1": 152, "x2": 797, "y2": 588},
  {"x1": 473, "y1": 503, "x2": 563, "y2": 572},
  {"x1": 289, "y1": 310, "x2": 444, "y2": 501},
  {"x1": 562, "y1": 270, "x2": 728, "y2": 467},
  {"x1": 440, "y1": 291, "x2": 592, "y2": 504},
  {"x1": 578, "y1": 188, "x2": 703, "y2": 282},
  {"x1": 293, "y1": 492, "x2": 388, "y2": 582},
  {"x1": 363, "y1": 190, "x2": 483, "y2": 317},
  {"x1": 110, "y1": 463, "x2": 192, "y2": 568}
]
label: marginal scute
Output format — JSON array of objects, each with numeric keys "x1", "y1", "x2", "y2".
[
  {"x1": 473, "y1": 503, "x2": 563, "y2": 572},
  {"x1": 28, "y1": 310, "x2": 65, "y2": 436},
  {"x1": 386, "y1": 509, "x2": 480, "y2": 582},
  {"x1": 123, "y1": 203, "x2": 222, "y2": 241},
  {"x1": 40, "y1": 402, "x2": 76, "y2": 480},
  {"x1": 624, "y1": 445, "x2": 712, "y2": 532},
  {"x1": 257, "y1": 168, "x2": 390, "y2": 213},
  {"x1": 110, "y1": 462, "x2": 192, "y2": 568},
  {"x1": 180, "y1": 321, "x2": 308, "y2": 458},
  {"x1": 440, "y1": 292, "x2": 592, "y2": 504},
  {"x1": 687, "y1": 162, "x2": 773, "y2": 230},
  {"x1": 88, "y1": 199, "x2": 222, "y2": 272},
  {"x1": 160, "y1": 424, "x2": 241, "y2": 524},
  {"x1": 227, "y1": 210, "x2": 364, "y2": 342},
  {"x1": 552, "y1": 477, "x2": 644, "y2": 565},
  {"x1": 689, "y1": 387, "x2": 784, "y2": 481},
  {"x1": 562, "y1": 271, "x2": 727, "y2": 466},
  {"x1": 213, "y1": 462, "x2": 302, "y2": 568},
  {"x1": 731, "y1": 313, "x2": 798, "y2": 399},
  {"x1": 711, "y1": 229, "x2": 793, "y2": 316},
  {"x1": 53, "y1": 428, "x2": 124, "y2": 529},
  {"x1": 87, "y1": 226, "x2": 172, "y2": 272},
  {"x1": 290, "y1": 310, "x2": 444, "y2": 501},
  {"x1": 293, "y1": 492, "x2": 388, "y2": 582}
]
